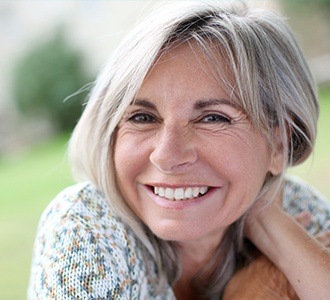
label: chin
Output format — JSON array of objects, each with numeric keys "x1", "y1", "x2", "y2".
[
  {"x1": 146, "y1": 222, "x2": 221, "y2": 243},
  {"x1": 146, "y1": 223, "x2": 192, "y2": 241}
]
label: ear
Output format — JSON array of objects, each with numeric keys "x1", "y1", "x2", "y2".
[{"x1": 269, "y1": 127, "x2": 285, "y2": 176}]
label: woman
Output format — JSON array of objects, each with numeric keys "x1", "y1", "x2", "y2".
[{"x1": 28, "y1": 1, "x2": 330, "y2": 299}]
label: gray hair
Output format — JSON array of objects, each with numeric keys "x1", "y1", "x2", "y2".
[{"x1": 69, "y1": 0, "x2": 318, "y2": 297}]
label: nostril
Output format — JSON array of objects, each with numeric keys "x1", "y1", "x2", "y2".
[{"x1": 149, "y1": 145, "x2": 197, "y2": 174}]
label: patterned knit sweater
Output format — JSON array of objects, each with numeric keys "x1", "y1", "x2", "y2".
[{"x1": 28, "y1": 176, "x2": 330, "y2": 299}]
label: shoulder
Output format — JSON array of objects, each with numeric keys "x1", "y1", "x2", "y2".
[
  {"x1": 35, "y1": 182, "x2": 131, "y2": 253},
  {"x1": 36, "y1": 182, "x2": 126, "y2": 239},
  {"x1": 283, "y1": 175, "x2": 330, "y2": 234},
  {"x1": 29, "y1": 183, "x2": 174, "y2": 299},
  {"x1": 37, "y1": 182, "x2": 105, "y2": 224}
]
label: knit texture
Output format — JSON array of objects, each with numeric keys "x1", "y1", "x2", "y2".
[{"x1": 28, "y1": 176, "x2": 330, "y2": 299}]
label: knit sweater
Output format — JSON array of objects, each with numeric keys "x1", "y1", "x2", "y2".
[{"x1": 28, "y1": 176, "x2": 330, "y2": 299}]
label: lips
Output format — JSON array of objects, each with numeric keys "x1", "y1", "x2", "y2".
[{"x1": 153, "y1": 186, "x2": 209, "y2": 201}]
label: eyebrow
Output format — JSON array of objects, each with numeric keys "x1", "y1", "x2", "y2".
[
  {"x1": 131, "y1": 98, "x2": 242, "y2": 111},
  {"x1": 131, "y1": 99, "x2": 157, "y2": 110},
  {"x1": 194, "y1": 98, "x2": 242, "y2": 111}
]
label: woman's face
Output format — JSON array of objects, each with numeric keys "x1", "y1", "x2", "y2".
[{"x1": 114, "y1": 43, "x2": 276, "y2": 243}]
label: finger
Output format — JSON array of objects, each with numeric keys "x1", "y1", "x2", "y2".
[
  {"x1": 295, "y1": 211, "x2": 311, "y2": 228},
  {"x1": 315, "y1": 231, "x2": 330, "y2": 248}
]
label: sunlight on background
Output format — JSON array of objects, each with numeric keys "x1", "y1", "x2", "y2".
[{"x1": 0, "y1": 1, "x2": 329, "y2": 299}]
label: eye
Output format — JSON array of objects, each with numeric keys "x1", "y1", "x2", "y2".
[
  {"x1": 200, "y1": 114, "x2": 232, "y2": 124},
  {"x1": 128, "y1": 113, "x2": 157, "y2": 124}
]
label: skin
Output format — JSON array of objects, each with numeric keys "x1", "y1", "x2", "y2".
[
  {"x1": 114, "y1": 43, "x2": 281, "y2": 297},
  {"x1": 114, "y1": 43, "x2": 278, "y2": 243},
  {"x1": 113, "y1": 42, "x2": 330, "y2": 299},
  {"x1": 224, "y1": 202, "x2": 330, "y2": 299},
  {"x1": 245, "y1": 203, "x2": 330, "y2": 300}
]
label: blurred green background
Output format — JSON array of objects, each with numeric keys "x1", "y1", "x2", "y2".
[{"x1": 0, "y1": 1, "x2": 329, "y2": 299}]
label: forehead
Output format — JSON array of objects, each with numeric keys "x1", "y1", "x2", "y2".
[
  {"x1": 152, "y1": 42, "x2": 225, "y2": 80},
  {"x1": 137, "y1": 42, "x2": 236, "y2": 106}
]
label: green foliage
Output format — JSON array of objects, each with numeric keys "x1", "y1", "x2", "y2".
[
  {"x1": 0, "y1": 133, "x2": 74, "y2": 300},
  {"x1": 13, "y1": 28, "x2": 91, "y2": 132},
  {"x1": 282, "y1": 0, "x2": 330, "y2": 4},
  {"x1": 288, "y1": 88, "x2": 330, "y2": 196},
  {"x1": 280, "y1": 0, "x2": 330, "y2": 16}
]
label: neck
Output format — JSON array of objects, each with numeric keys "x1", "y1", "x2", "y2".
[{"x1": 173, "y1": 231, "x2": 225, "y2": 300}]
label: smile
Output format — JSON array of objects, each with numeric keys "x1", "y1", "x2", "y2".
[{"x1": 153, "y1": 186, "x2": 209, "y2": 201}]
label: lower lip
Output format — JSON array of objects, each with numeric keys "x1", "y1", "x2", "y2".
[{"x1": 143, "y1": 185, "x2": 219, "y2": 210}]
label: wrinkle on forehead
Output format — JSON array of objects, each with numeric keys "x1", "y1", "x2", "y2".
[{"x1": 145, "y1": 40, "x2": 241, "y2": 108}]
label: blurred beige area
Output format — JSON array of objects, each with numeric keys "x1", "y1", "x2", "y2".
[
  {"x1": 0, "y1": 1, "x2": 329, "y2": 299},
  {"x1": 0, "y1": 0, "x2": 329, "y2": 154},
  {"x1": 0, "y1": 0, "x2": 161, "y2": 154}
]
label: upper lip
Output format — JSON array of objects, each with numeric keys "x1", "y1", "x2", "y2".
[{"x1": 146, "y1": 183, "x2": 212, "y2": 188}]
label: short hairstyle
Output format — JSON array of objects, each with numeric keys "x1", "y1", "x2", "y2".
[{"x1": 69, "y1": 1, "x2": 318, "y2": 296}]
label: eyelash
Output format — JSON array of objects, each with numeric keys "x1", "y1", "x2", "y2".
[
  {"x1": 127, "y1": 112, "x2": 233, "y2": 125},
  {"x1": 199, "y1": 113, "x2": 232, "y2": 124},
  {"x1": 128, "y1": 113, "x2": 157, "y2": 124}
]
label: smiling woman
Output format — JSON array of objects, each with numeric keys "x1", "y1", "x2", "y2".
[
  {"x1": 114, "y1": 43, "x2": 275, "y2": 245},
  {"x1": 28, "y1": 1, "x2": 330, "y2": 299}
]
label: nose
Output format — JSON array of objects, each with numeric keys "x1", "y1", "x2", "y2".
[{"x1": 149, "y1": 124, "x2": 197, "y2": 173}]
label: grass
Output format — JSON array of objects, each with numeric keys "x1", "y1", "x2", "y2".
[
  {"x1": 289, "y1": 88, "x2": 330, "y2": 198},
  {"x1": 0, "y1": 89, "x2": 329, "y2": 299},
  {"x1": 0, "y1": 133, "x2": 74, "y2": 300}
]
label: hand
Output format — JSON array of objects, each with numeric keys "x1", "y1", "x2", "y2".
[
  {"x1": 295, "y1": 210, "x2": 330, "y2": 247},
  {"x1": 223, "y1": 212, "x2": 330, "y2": 300}
]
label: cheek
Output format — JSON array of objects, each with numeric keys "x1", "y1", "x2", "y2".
[
  {"x1": 229, "y1": 139, "x2": 271, "y2": 190},
  {"x1": 203, "y1": 131, "x2": 271, "y2": 177},
  {"x1": 114, "y1": 136, "x2": 143, "y2": 214},
  {"x1": 114, "y1": 133, "x2": 151, "y2": 186},
  {"x1": 205, "y1": 132, "x2": 272, "y2": 209},
  {"x1": 114, "y1": 141, "x2": 132, "y2": 182}
]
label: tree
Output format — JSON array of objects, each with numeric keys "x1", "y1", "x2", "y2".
[{"x1": 13, "y1": 27, "x2": 92, "y2": 132}]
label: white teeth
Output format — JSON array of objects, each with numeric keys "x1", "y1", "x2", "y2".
[
  {"x1": 192, "y1": 187, "x2": 199, "y2": 197},
  {"x1": 153, "y1": 186, "x2": 209, "y2": 201},
  {"x1": 158, "y1": 187, "x2": 165, "y2": 197},
  {"x1": 165, "y1": 188, "x2": 174, "y2": 200},
  {"x1": 200, "y1": 186, "x2": 208, "y2": 195},
  {"x1": 174, "y1": 188, "x2": 184, "y2": 201},
  {"x1": 184, "y1": 187, "x2": 192, "y2": 199}
]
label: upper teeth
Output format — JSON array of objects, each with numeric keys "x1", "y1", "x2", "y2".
[{"x1": 153, "y1": 186, "x2": 209, "y2": 201}]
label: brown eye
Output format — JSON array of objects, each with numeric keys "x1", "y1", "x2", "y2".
[{"x1": 129, "y1": 113, "x2": 157, "y2": 124}]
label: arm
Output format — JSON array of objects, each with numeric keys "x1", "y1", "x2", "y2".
[
  {"x1": 224, "y1": 211, "x2": 330, "y2": 300},
  {"x1": 246, "y1": 203, "x2": 330, "y2": 300}
]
